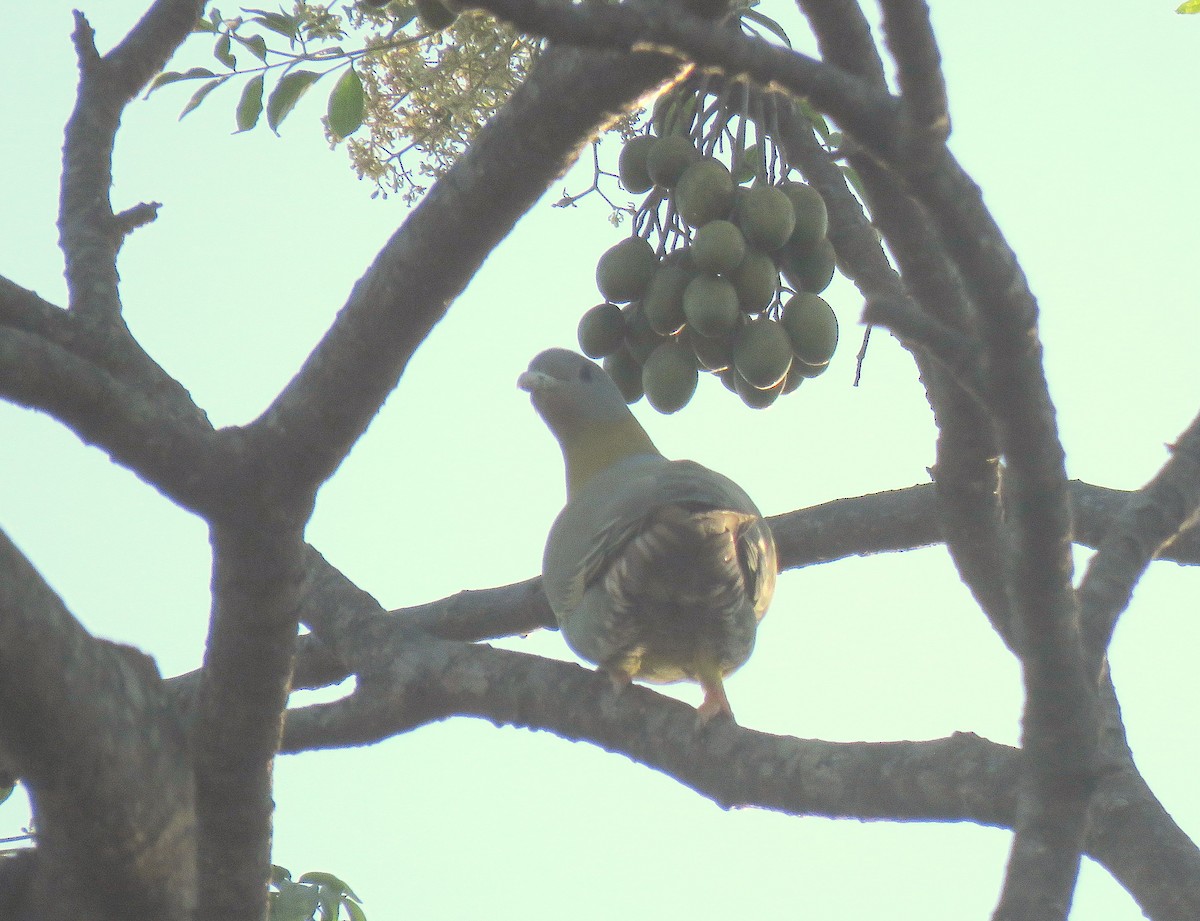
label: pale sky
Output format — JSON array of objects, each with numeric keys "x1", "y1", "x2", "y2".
[{"x1": 3, "y1": 3, "x2": 1199, "y2": 918}]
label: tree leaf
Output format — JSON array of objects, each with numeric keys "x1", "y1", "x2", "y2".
[
  {"x1": 327, "y1": 66, "x2": 365, "y2": 139},
  {"x1": 146, "y1": 67, "x2": 218, "y2": 96},
  {"x1": 1178, "y1": 0, "x2": 1200, "y2": 12},
  {"x1": 246, "y1": 7, "x2": 302, "y2": 42},
  {"x1": 840, "y1": 163, "x2": 866, "y2": 200},
  {"x1": 214, "y1": 33, "x2": 236, "y2": 69},
  {"x1": 740, "y1": 8, "x2": 793, "y2": 48},
  {"x1": 234, "y1": 33, "x2": 269, "y2": 62},
  {"x1": 796, "y1": 99, "x2": 831, "y2": 142},
  {"x1": 270, "y1": 881, "x2": 320, "y2": 921},
  {"x1": 179, "y1": 77, "x2": 228, "y2": 120},
  {"x1": 266, "y1": 70, "x2": 321, "y2": 133},
  {"x1": 236, "y1": 74, "x2": 265, "y2": 132}
]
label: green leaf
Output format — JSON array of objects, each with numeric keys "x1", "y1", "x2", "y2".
[
  {"x1": 796, "y1": 99, "x2": 831, "y2": 142},
  {"x1": 270, "y1": 881, "x2": 320, "y2": 921},
  {"x1": 740, "y1": 8, "x2": 792, "y2": 48},
  {"x1": 246, "y1": 8, "x2": 302, "y2": 41},
  {"x1": 343, "y1": 901, "x2": 368, "y2": 921},
  {"x1": 0, "y1": 781, "x2": 14, "y2": 806},
  {"x1": 327, "y1": 66, "x2": 365, "y2": 139},
  {"x1": 840, "y1": 163, "x2": 867, "y2": 200},
  {"x1": 732, "y1": 142, "x2": 759, "y2": 185},
  {"x1": 298, "y1": 872, "x2": 351, "y2": 893},
  {"x1": 234, "y1": 33, "x2": 269, "y2": 62},
  {"x1": 266, "y1": 70, "x2": 320, "y2": 133},
  {"x1": 214, "y1": 33, "x2": 237, "y2": 69},
  {"x1": 146, "y1": 67, "x2": 218, "y2": 96},
  {"x1": 236, "y1": 74, "x2": 265, "y2": 132},
  {"x1": 1178, "y1": 0, "x2": 1200, "y2": 11},
  {"x1": 316, "y1": 885, "x2": 339, "y2": 921},
  {"x1": 179, "y1": 77, "x2": 228, "y2": 120}
]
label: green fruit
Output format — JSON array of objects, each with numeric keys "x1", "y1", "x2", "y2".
[
  {"x1": 736, "y1": 185, "x2": 796, "y2": 252},
  {"x1": 730, "y1": 250, "x2": 779, "y2": 313},
  {"x1": 689, "y1": 327, "x2": 735, "y2": 372},
  {"x1": 781, "y1": 292, "x2": 839, "y2": 365},
  {"x1": 780, "y1": 237, "x2": 836, "y2": 294},
  {"x1": 642, "y1": 341, "x2": 699, "y2": 414},
  {"x1": 603, "y1": 347, "x2": 644, "y2": 404},
  {"x1": 647, "y1": 135, "x2": 701, "y2": 188},
  {"x1": 415, "y1": 0, "x2": 457, "y2": 30},
  {"x1": 618, "y1": 135, "x2": 658, "y2": 194},
  {"x1": 790, "y1": 356, "x2": 830, "y2": 379},
  {"x1": 690, "y1": 220, "x2": 746, "y2": 275},
  {"x1": 734, "y1": 369, "x2": 785, "y2": 409},
  {"x1": 682, "y1": 275, "x2": 739, "y2": 338},
  {"x1": 731, "y1": 143, "x2": 761, "y2": 185},
  {"x1": 733, "y1": 317, "x2": 793, "y2": 389},
  {"x1": 675, "y1": 158, "x2": 734, "y2": 227},
  {"x1": 782, "y1": 362, "x2": 805, "y2": 393},
  {"x1": 622, "y1": 302, "x2": 665, "y2": 364},
  {"x1": 780, "y1": 181, "x2": 829, "y2": 248},
  {"x1": 577, "y1": 302, "x2": 625, "y2": 359},
  {"x1": 642, "y1": 256, "x2": 693, "y2": 335},
  {"x1": 651, "y1": 91, "x2": 700, "y2": 137},
  {"x1": 596, "y1": 236, "x2": 657, "y2": 303}
]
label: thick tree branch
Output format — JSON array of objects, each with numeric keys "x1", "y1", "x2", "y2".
[
  {"x1": 902, "y1": 150, "x2": 1091, "y2": 921},
  {"x1": 192, "y1": 525, "x2": 307, "y2": 921},
  {"x1": 276, "y1": 638, "x2": 1200, "y2": 917},
  {"x1": 58, "y1": 1, "x2": 205, "y2": 322},
  {"x1": 241, "y1": 44, "x2": 685, "y2": 499},
  {"x1": 0, "y1": 528, "x2": 195, "y2": 921},
  {"x1": 468, "y1": 0, "x2": 905, "y2": 155},
  {"x1": 787, "y1": 5, "x2": 1011, "y2": 651},
  {"x1": 0, "y1": 327, "x2": 228, "y2": 514},
  {"x1": 879, "y1": 0, "x2": 949, "y2": 149},
  {"x1": 1080, "y1": 408, "x2": 1200, "y2": 669}
]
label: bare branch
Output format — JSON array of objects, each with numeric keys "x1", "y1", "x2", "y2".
[
  {"x1": 468, "y1": 0, "x2": 905, "y2": 155},
  {"x1": 192, "y1": 525, "x2": 306, "y2": 921},
  {"x1": 276, "y1": 638, "x2": 1200, "y2": 917},
  {"x1": 879, "y1": 0, "x2": 949, "y2": 148},
  {"x1": 0, "y1": 327, "x2": 224, "y2": 514},
  {"x1": 1080, "y1": 408, "x2": 1200, "y2": 668},
  {"x1": 58, "y1": 2, "x2": 205, "y2": 322},
  {"x1": 0, "y1": 528, "x2": 195, "y2": 920}
]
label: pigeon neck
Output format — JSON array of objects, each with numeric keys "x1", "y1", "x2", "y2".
[{"x1": 561, "y1": 416, "x2": 659, "y2": 496}]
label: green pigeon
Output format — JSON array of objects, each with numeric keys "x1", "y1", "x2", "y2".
[{"x1": 518, "y1": 348, "x2": 777, "y2": 723}]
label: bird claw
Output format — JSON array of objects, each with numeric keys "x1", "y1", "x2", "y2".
[
  {"x1": 601, "y1": 666, "x2": 633, "y2": 696},
  {"x1": 696, "y1": 680, "x2": 737, "y2": 728}
]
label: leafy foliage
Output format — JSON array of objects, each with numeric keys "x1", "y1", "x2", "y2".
[
  {"x1": 147, "y1": 2, "x2": 538, "y2": 201},
  {"x1": 269, "y1": 865, "x2": 367, "y2": 921}
]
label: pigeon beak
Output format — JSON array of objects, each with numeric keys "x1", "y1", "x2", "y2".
[{"x1": 517, "y1": 369, "x2": 557, "y2": 393}]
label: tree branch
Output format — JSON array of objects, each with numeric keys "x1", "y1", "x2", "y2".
[
  {"x1": 241, "y1": 43, "x2": 685, "y2": 500},
  {"x1": 1080, "y1": 407, "x2": 1200, "y2": 668},
  {"x1": 467, "y1": 0, "x2": 905, "y2": 155},
  {"x1": 192, "y1": 525, "x2": 306, "y2": 921},
  {"x1": 58, "y1": 1, "x2": 205, "y2": 322},
  {"x1": 0, "y1": 528, "x2": 195, "y2": 921},
  {"x1": 276, "y1": 637, "x2": 1200, "y2": 917},
  {"x1": 878, "y1": 0, "x2": 949, "y2": 149},
  {"x1": 0, "y1": 327, "x2": 227, "y2": 515}
]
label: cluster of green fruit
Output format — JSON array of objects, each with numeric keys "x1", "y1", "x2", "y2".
[{"x1": 577, "y1": 134, "x2": 840, "y2": 412}]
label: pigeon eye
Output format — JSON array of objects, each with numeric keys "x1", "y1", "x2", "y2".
[{"x1": 579, "y1": 365, "x2": 593, "y2": 382}]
